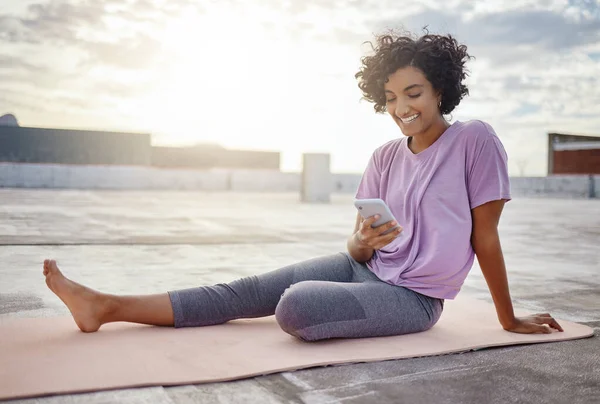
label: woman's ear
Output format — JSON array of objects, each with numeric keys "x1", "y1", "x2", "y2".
[{"x1": 435, "y1": 91, "x2": 442, "y2": 108}]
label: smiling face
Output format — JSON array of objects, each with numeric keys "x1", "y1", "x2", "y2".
[{"x1": 384, "y1": 66, "x2": 443, "y2": 138}]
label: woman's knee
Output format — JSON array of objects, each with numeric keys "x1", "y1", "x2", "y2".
[
  {"x1": 274, "y1": 281, "x2": 367, "y2": 341},
  {"x1": 274, "y1": 281, "x2": 323, "y2": 341},
  {"x1": 275, "y1": 283, "x2": 304, "y2": 337}
]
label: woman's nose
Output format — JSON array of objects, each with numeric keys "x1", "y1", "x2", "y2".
[{"x1": 395, "y1": 103, "x2": 409, "y2": 117}]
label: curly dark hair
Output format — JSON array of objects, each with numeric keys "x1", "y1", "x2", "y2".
[{"x1": 355, "y1": 29, "x2": 473, "y2": 115}]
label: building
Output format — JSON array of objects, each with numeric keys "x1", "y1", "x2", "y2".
[
  {"x1": 0, "y1": 125, "x2": 151, "y2": 166},
  {"x1": 548, "y1": 132, "x2": 600, "y2": 175},
  {"x1": 0, "y1": 122, "x2": 280, "y2": 170}
]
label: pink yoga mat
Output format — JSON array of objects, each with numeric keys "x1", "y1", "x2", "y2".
[{"x1": 0, "y1": 296, "x2": 593, "y2": 400}]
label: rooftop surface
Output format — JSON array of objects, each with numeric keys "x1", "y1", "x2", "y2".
[{"x1": 1, "y1": 189, "x2": 599, "y2": 404}]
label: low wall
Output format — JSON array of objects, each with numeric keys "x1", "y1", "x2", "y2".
[
  {"x1": 510, "y1": 175, "x2": 598, "y2": 199},
  {"x1": 0, "y1": 163, "x2": 229, "y2": 190},
  {"x1": 229, "y1": 170, "x2": 300, "y2": 192},
  {"x1": 0, "y1": 164, "x2": 304, "y2": 192},
  {"x1": 0, "y1": 164, "x2": 598, "y2": 198},
  {"x1": 332, "y1": 173, "x2": 363, "y2": 194}
]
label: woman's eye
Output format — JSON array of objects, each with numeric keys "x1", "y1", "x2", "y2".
[
  {"x1": 386, "y1": 98, "x2": 396, "y2": 103},
  {"x1": 408, "y1": 94, "x2": 421, "y2": 99}
]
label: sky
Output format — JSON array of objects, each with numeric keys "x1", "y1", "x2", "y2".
[{"x1": 1, "y1": 0, "x2": 599, "y2": 175}]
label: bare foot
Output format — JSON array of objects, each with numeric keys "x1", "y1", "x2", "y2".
[{"x1": 43, "y1": 259, "x2": 113, "y2": 332}]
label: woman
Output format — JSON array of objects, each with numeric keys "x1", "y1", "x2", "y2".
[{"x1": 43, "y1": 31, "x2": 563, "y2": 340}]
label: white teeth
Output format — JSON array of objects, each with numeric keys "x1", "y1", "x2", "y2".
[{"x1": 400, "y1": 114, "x2": 419, "y2": 123}]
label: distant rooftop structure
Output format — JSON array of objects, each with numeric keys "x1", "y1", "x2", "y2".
[
  {"x1": 0, "y1": 114, "x2": 19, "y2": 127},
  {"x1": 0, "y1": 125, "x2": 151, "y2": 165},
  {"x1": 548, "y1": 132, "x2": 600, "y2": 175},
  {"x1": 0, "y1": 124, "x2": 280, "y2": 170}
]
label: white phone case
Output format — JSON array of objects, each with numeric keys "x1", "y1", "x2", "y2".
[{"x1": 354, "y1": 198, "x2": 399, "y2": 235}]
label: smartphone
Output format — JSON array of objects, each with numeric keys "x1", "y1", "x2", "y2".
[{"x1": 354, "y1": 198, "x2": 400, "y2": 235}]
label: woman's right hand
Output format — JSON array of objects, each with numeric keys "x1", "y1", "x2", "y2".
[{"x1": 354, "y1": 215, "x2": 403, "y2": 250}]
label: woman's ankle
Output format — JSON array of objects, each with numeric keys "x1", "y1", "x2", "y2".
[{"x1": 98, "y1": 293, "x2": 121, "y2": 324}]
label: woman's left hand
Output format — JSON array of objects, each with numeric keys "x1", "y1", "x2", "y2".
[{"x1": 504, "y1": 313, "x2": 564, "y2": 334}]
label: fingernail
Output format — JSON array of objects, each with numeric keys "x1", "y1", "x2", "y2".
[
  {"x1": 374, "y1": 214, "x2": 380, "y2": 219},
  {"x1": 391, "y1": 221, "x2": 397, "y2": 226}
]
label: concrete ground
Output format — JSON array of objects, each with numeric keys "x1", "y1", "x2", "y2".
[{"x1": 0, "y1": 189, "x2": 599, "y2": 404}]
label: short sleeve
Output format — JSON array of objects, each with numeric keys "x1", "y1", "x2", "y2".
[
  {"x1": 467, "y1": 131, "x2": 511, "y2": 209},
  {"x1": 355, "y1": 151, "x2": 381, "y2": 199}
]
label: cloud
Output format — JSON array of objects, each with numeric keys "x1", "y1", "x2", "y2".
[
  {"x1": 0, "y1": 15, "x2": 33, "y2": 43},
  {"x1": 364, "y1": 7, "x2": 600, "y2": 56},
  {"x1": 0, "y1": 54, "x2": 43, "y2": 72},
  {"x1": 464, "y1": 10, "x2": 600, "y2": 51},
  {"x1": 0, "y1": 0, "x2": 194, "y2": 46},
  {"x1": 0, "y1": 86, "x2": 103, "y2": 112},
  {"x1": 0, "y1": 51, "x2": 68, "y2": 91},
  {"x1": 81, "y1": 34, "x2": 164, "y2": 70},
  {"x1": 8, "y1": 1, "x2": 106, "y2": 44},
  {"x1": 0, "y1": 0, "x2": 169, "y2": 124}
]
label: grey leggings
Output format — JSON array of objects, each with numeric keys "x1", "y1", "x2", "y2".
[{"x1": 168, "y1": 252, "x2": 444, "y2": 341}]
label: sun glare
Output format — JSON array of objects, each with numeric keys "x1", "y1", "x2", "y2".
[{"x1": 147, "y1": 6, "x2": 291, "y2": 150}]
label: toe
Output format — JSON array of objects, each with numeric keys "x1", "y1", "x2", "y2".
[{"x1": 45, "y1": 260, "x2": 58, "y2": 274}]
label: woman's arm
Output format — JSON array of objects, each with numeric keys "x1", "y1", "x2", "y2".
[{"x1": 471, "y1": 200, "x2": 563, "y2": 333}]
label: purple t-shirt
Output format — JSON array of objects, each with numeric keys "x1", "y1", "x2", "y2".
[{"x1": 355, "y1": 120, "x2": 511, "y2": 300}]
